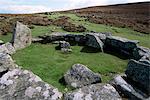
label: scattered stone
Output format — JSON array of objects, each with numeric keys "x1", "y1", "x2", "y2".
[
  {"x1": 0, "y1": 68, "x2": 62, "y2": 100},
  {"x1": 64, "y1": 83, "x2": 121, "y2": 100},
  {"x1": 110, "y1": 75, "x2": 148, "y2": 100},
  {"x1": 125, "y1": 59, "x2": 150, "y2": 95},
  {"x1": 105, "y1": 36, "x2": 139, "y2": 56},
  {"x1": 58, "y1": 41, "x2": 72, "y2": 53},
  {"x1": 0, "y1": 42, "x2": 16, "y2": 55},
  {"x1": 86, "y1": 33, "x2": 104, "y2": 52},
  {"x1": 133, "y1": 46, "x2": 150, "y2": 60},
  {"x1": 64, "y1": 64, "x2": 101, "y2": 88},
  {"x1": 32, "y1": 37, "x2": 43, "y2": 43},
  {"x1": 11, "y1": 21, "x2": 32, "y2": 50}
]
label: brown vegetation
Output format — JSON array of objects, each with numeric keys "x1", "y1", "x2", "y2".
[{"x1": 67, "y1": 2, "x2": 150, "y2": 34}]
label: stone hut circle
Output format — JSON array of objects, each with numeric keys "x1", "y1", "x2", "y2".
[{"x1": 0, "y1": 21, "x2": 150, "y2": 100}]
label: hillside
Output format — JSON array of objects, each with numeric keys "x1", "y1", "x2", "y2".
[{"x1": 66, "y1": 2, "x2": 150, "y2": 34}]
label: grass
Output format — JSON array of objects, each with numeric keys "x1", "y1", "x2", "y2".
[
  {"x1": 0, "y1": 13, "x2": 149, "y2": 92},
  {"x1": 0, "y1": 33, "x2": 12, "y2": 43},
  {"x1": 12, "y1": 43, "x2": 128, "y2": 92}
]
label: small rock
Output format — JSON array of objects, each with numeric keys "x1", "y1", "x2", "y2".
[{"x1": 64, "y1": 64, "x2": 101, "y2": 88}]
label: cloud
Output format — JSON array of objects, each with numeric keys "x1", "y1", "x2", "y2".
[
  {"x1": 0, "y1": 5, "x2": 52, "y2": 13},
  {"x1": 0, "y1": 0, "x2": 147, "y2": 13}
]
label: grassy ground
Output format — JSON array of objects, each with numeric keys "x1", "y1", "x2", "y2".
[
  {"x1": 0, "y1": 13, "x2": 149, "y2": 92},
  {"x1": 12, "y1": 43, "x2": 128, "y2": 92}
]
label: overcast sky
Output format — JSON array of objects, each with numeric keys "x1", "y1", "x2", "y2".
[{"x1": 0, "y1": 0, "x2": 148, "y2": 14}]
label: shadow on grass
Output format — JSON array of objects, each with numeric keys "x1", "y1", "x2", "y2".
[
  {"x1": 80, "y1": 46, "x2": 101, "y2": 53},
  {"x1": 104, "y1": 47, "x2": 129, "y2": 60}
]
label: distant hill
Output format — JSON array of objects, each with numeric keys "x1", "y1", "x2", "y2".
[
  {"x1": 0, "y1": 2, "x2": 149, "y2": 34},
  {"x1": 64, "y1": 2, "x2": 150, "y2": 34}
]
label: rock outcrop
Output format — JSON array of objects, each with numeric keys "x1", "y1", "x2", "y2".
[
  {"x1": 64, "y1": 64, "x2": 101, "y2": 88},
  {"x1": 11, "y1": 21, "x2": 32, "y2": 50},
  {"x1": 86, "y1": 33, "x2": 104, "y2": 52},
  {"x1": 0, "y1": 68, "x2": 62, "y2": 100},
  {"x1": 0, "y1": 53, "x2": 17, "y2": 74},
  {"x1": 125, "y1": 59, "x2": 150, "y2": 95},
  {"x1": 110, "y1": 75, "x2": 148, "y2": 100},
  {"x1": 64, "y1": 83, "x2": 121, "y2": 100},
  {"x1": 105, "y1": 36, "x2": 139, "y2": 56}
]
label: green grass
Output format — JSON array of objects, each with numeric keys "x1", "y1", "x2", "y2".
[
  {"x1": 12, "y1": 43, "x2": 128, "y2": 92},
  {"x1": 0, "y1": 33, "x2": 12, "y2": 43},
  {"x1": 31, "y1": 25, "x2": 66, "y2": 37},
  {"x1": 1, "y1": 13, "x2": 149, "y2": 92}
]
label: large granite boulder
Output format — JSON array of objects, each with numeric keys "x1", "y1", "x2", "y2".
[
  {"x1": 0, "y1": 53, "x2": 17, "y2": 74},
  {"x1": 86, "y1": 33, "x2": 104, "y2": 52},
  {"x1": 125, "y1": 59, "x2": 150, "y2": 95},
  {"x1": 110, "y1": 75, "x2": 148, "y2": 100},
  {"x1": 0, "y1": 42, "x2": 16, "y2": 55},
  {"x1": 105, "y1": 36, "x2": 139, "y2": 56},
  {"x1": 11, "y1": 21, "x2": 32, "y2": 50},
  {"x1": 0, "y1": 68, "x2": 62, "y2": 100},
  {"x1": 64, "y1": 64, "x2": 101, "y2": 88},
  {"x1": 133, "y1": 46, "x2": 150, "y2": 60},
  {"x1": 64, "y1": 83, "x2": 121, "y2": 100}
]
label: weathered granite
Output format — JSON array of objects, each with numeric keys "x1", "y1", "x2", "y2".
[
  {"x1": 0, "y1": 68, "x2": 62, "y2": 100},
  {"x1": 110, "y1": 75, "x2": 148, "y2": 100},
  {"x1": 125, "y1": 59, "x2": 150, "y2": 95},
  {"x1": 64, "y1": 83, "x2": 121, "y2": 100},
  {"x1": 64, "y1": 64, "x2": 101, "y2": 88},
  {"x1": 0, "y1": 53, "x2": 17, "y2": 73},
  {"x1": 133, "y1": 46, "x2": 150, "y2": 60},
  {"x1": 105, "y1": 36, "x2": 139, "y2": 56}
]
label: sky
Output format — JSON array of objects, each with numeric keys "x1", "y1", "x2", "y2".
[{"x1": 0, "y1": 0, "x2": 148, "y2": 14}]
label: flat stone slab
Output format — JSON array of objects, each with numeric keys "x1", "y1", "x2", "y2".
[
  {"x1": 64, "y1": 64, "x2": 101, "y2": 88},
  {"x1": 0, "y1": 68, "x2": 62, "y2": 100},
  {"x1": 64, "y1": 83, "x2": 121, "y2": 100}
]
